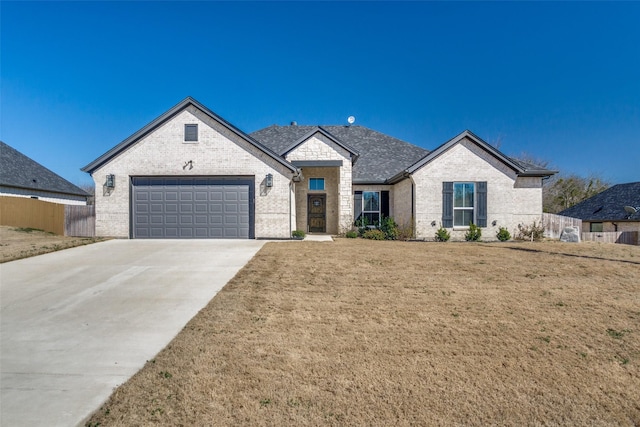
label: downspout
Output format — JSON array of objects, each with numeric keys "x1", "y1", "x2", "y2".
[{"x1": 289, "y1": 180, "x2": 293, "y2": 238}]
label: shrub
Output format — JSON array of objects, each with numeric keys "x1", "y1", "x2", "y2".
[
  {"x1": 362, "y1": 229, "x2": 386, "y2": 240},
  {"x1": 516, "y1": 221, "x2": 545, "y2": 241},
  {"x1": 292, "y1": 230, "x2": 305, "y2": 238},
  {"x1": 465, "y1": 223, "x2": 482, "y2": 241},
  {"x1": 355, "y1": 216, "x2": 370, "y2": 237},
  {"x1": 396, "y1": 220, "x2": 415, "y2": 241},
  {"x1": 435, "y1": 226, "x2": 451, "y2": 242},
  {"x1": 345, "y1": 230, "x2": 358, "y2": 239},
  {"x1": 496, "y1": 227, "x2": 511, "y2": 242},
  {"x1": 379, "y1": 216, "x2": 399, "y2": 240}
]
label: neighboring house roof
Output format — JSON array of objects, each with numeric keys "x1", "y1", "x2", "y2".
[
  {"x1": 558, "y1": 182, "x2": 640, "y2": 222},
  {"x1": 251, "y1": 125, "x2": 429, "y2": 183},
  {"x1": 0, "y1": 140, "x2": 89, "y2": 198},
  {"x1": 81, "y1": 97, "x2": 297, "y2": 174}
]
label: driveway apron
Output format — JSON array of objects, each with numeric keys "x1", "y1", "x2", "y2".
[{"x1": 0, "y1": 239, "x2": 266, "y2": 426}]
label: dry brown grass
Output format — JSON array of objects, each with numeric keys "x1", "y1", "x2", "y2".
[
  {"x1": 87, "y1": 239, "x2": 640, "y2": 426},
  {"x1": 0, "y1": 225, "x2": 105, "y2": 263}
]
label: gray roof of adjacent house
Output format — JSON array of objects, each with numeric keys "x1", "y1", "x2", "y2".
[
  {"x1": 559, "y1": 182, "x2": 640, "y2": 221},
  {"x1": 0, "y1": 140, "x2": 89, "y2": 197},
  {"x1": 251, "y1": 125, "x2": 430, "y2": 183}
]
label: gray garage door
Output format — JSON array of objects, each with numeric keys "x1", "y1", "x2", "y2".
[{"x1": 131, "y1": 177, "x2": 254, "y2": 239}]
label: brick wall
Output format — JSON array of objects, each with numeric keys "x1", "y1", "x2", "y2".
[
  {"x1": 92, "y1": 106, "x2": 294, "y2": 238},
  {"x1": 411, "y1": 137, "x2": 544, "y2": 241}
]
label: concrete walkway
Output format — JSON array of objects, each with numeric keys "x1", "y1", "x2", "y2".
[
  {"x1": 0, "y1": 239, "x2": 266, "y2": 427},
  {"x1": 303, "y1": 234, "x2": 334, "y2": 242}
]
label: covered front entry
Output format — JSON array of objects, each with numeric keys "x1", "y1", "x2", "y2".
[
  {"x1": 307, "y1": 194, "x2": 326, "y2": 232},
  {"x1": 131, "y1": 176, "x2": 254, "y2": 239}
]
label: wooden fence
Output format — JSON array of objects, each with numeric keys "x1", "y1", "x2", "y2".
[
  {"x1": 0, "y1": 196, "x2": 65, "y2": 235},
  {"x1": 582, "y1": 231, "x2": 639, "y2": 246},
  {"x1": 65, "y1": 205, "x2": 95, "y2": 237},
  {"x1": 542, "y1": 213, "x2": 582, "y2": 239},
  {"x1": 0, "y1": 196, "x2": 95, "y2": 237}
]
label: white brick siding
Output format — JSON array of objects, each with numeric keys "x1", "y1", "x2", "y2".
[
  {"x1": 411, "y1": 137, "x2": 544, "y2": 241},
  {"x1": 92, "y1": 106, "x2": 294, "y2": 238}
]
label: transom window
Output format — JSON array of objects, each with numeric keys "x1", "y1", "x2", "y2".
[
  {"x1": 184, "y1": 124, "x2": 198, "y2": 142},
  {"x1": 453, "y1": 182, "x2": 475, "y2": 227},
  {"x1": 362, "y1": 191, "x2": 380, "y2": 225},
  {"x1": 309, "y1": 178, "x2": 325, "y2": 191}
]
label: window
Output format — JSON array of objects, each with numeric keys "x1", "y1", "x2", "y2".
[
  {"x1": 590, "y1": 222, "x2": 603, "y2": 232},
  {"x1": 309, "y1": 178, "x2": 325, "y2": 191},
  {"x1": 442, "y1": 181, "x2": 487, "y2": 228},
  {"x1": 362, "y1": 191, "x2": 380, "y2": 225},
  {"x1": 185, "y1": 124, "x2": 198, "y2": 142},
  {"x1": 454, "y1": 183, "x2": 475, "y2": 227}
]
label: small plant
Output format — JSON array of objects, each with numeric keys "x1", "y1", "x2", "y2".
[
  {"x1": 496, "y1": 227, "x2": 511, "y2": 242},
  {"x1": 260, "y1": 398, "x2": 271, "y2": 408},
  {"x1": 607, "y1": 328, "x2": 629, "y2": 339},
  {"x1": 362, "y1": 229, "x2": 385, "y2": 240},
  {"x1": 159, "y1": 371, "x2": 172, "y2": 378},
  {"x1": 465, "y1": 223, "x2": 482, "y2": 241},
  {"x1": 291, "y1": 230, "x2": 305, "y2": 239},
  {"x1": 516, "y1": 220, "x2": 545, "y2": 241},
  {"x1": 345, "y1": 230, "x2": 358, "y2": 238},
  {"x1": 378, "y1": 216, "x2": 399, "y2": 240},
  {"x1": 355, "y1": 216, "x2": 370, "y2": 236},
  {"x1": 435, "y1": 226, "x2": 450, "y2": 242}
]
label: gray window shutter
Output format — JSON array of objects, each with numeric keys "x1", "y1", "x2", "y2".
[
  {"x1": 442, "y1": 182, "x2": 453, "y2": 228},
  {"x1": 354, "y1": 191, "x2": 363, "y2": 223},
  {"x1": 477, "y1": 181, "x2": 487, "y2": 227},
  {"x1": 381, "y1": 191, "x2": 390, "y2": 218}
]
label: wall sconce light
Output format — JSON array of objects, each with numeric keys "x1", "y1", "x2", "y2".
[
  {"x1": 431, "y1": 220, "x2": 437, "y2": 227},
  {"x1": 265, "y1": 173, "x2": 273, "y2": 187},
  {"x1": 183, "y1": 160, "x2": 193, "y2": 170},
  {"x1": 106, "y1": 174, "x2": 116, "y2": 189},
  {"x1": 492, "y1": 220, "x2": 497, "y2": 226}
]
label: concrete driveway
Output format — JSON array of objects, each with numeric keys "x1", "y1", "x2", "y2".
[{"x1": 0, "y1": 239, "x2": 266, "y2": 426}]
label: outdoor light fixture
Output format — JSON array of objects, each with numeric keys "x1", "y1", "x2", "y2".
[
  {"x1": 106, "y1": 174, "x2": 116, "y2": 189},
  {"x1": 492, "y1": 220, "x2": 498, "y2": 226},
  {"x1": 265, "y1": 173, "x2": 273, "y2": 187}
]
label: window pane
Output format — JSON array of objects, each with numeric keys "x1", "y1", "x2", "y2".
[
  {"x1": 464, "y1": 183, "x2": 474, "y2": 207},
  {"x1": 454, "y1": 209, "x2": 474, "y2": 227},
  {"x1": 309, "y1": 178, "x2": 324, "y2": 191},
  {"x1": 364, "y1": 212, "x2": 380, "y2": 225},
  {"x1": 590, "y1": 222, "x2": 603, "y2": 232},
  {"x1": 363, "y1": 191, "x2": 379, "y2": 211},
  {"x1": 454, "y1": 183, "x2": 474, "y2": 208}
]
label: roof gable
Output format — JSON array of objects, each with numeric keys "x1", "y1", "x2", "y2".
[
  {"x1": 394, "y1": 130, "x2": 556, "y2": 182},
  {"x1": 559, "y1": 182, "x2": 640, "y2": 221},
  {"x1": 82, "y1": 97, "x2": 297, "y2": 174},
  {"x1": 252, "y1": 125, "x2": 429, "y2": 183},
  {"x1": 0, "y1": 141, "x2": 89, "y2": 197},
  {"x1": 281, "y1": 127, "x2": 359, "y2": 159}
]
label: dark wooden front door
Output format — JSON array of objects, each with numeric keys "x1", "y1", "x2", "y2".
[{"x1": 307, "y1": 194, "x2": 326, "y2": 233}]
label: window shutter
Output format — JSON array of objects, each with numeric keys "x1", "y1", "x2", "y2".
[
  {"x1": 442, "y1": 182, "x2": 453, "y2": 228},
  {"x1": 354, "y1": 191, "x2": 363, "y2": 223},
  {"x1": 381, "y1": 191, "x2": 390, "y2": 218},
  {"x1": 477, "y1": 181, "x2": 487, "y2": 227}
]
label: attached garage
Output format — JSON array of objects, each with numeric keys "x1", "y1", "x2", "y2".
[{"x1": 131, "y1": 177, "x2": 254, "y2": 239}]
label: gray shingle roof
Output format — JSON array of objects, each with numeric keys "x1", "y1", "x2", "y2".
[
  {"x1": 559, "y1": 182, "x2": 640, "y2": 221},
  {"x1": 251, "y1": 125, "x2": 429, "y2": 183},
  {"x1": 0, "y1": 141, "x2": 89, "y2": 197}
]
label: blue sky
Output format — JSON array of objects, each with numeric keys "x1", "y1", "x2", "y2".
[{"x1": 2, "y1": 1, "x2": 639, "y2": 186}]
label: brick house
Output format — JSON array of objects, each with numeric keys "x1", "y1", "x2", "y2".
[{"x1": 82, "y1": 97, "x2": 556, "y2": 240}]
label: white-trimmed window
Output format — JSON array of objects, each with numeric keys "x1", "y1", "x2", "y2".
[
  {"x1": 184, "y1": 124, "x2": 198, "y2": 142},
  {"x1": 309, "y1": 178, "x2": 325, "y2": 191},
  {"x1": 453, "y1": 182, "x2": 475, "y2": 227}
]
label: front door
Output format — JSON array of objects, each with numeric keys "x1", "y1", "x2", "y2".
[{"x1": 307, "y1": 194, "x2": 326, "y2": 233}]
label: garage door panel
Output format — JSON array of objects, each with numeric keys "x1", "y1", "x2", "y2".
[{"x1": 132, "y1": 177, "x2": 253, "y2": 239}]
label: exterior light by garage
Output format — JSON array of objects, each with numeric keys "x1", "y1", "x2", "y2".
[
  {"x1": 106, "y1": 174, "x2": 115, "y2": 189},
  {"x1": 265, "y1": 173, "x2": 273, "y2": 187}
]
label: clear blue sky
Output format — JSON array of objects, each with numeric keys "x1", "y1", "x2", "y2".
[{"x1": 2, "y1": 1, "x2": 639, "y2": 186}]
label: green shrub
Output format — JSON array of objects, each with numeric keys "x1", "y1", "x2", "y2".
[
  {"x1": 362, "y1": 229, "x2": 386, "y2": 240},
  {"x1": 516, "y1": 221, "x2": 545, "y2": 241},
  {"x1": 496, "y1": 227, "x2": 511, "y2": 242},
  {"x1": 465, "y1": 223, "x2": 482, "y2": 241},
  {"x1": 292, "y1": 230, "x2": 305, "y2": 238},
  {"x1": 355, "y1": 216, "x2": 370, "y2": 237},
  {"x1": 379, "y1": 216, "x2": 399, "y2": 240},
  {"x1": 345, "y1": 230, "x2": 358, "y2": 239},
  {"x1": 435, "y1": 226, "x2": 451, "y2": 242}
]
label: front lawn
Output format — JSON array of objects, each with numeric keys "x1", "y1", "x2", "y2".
[{"x1": 87, "y1": 240, "x2": 640, "y2": 426}]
